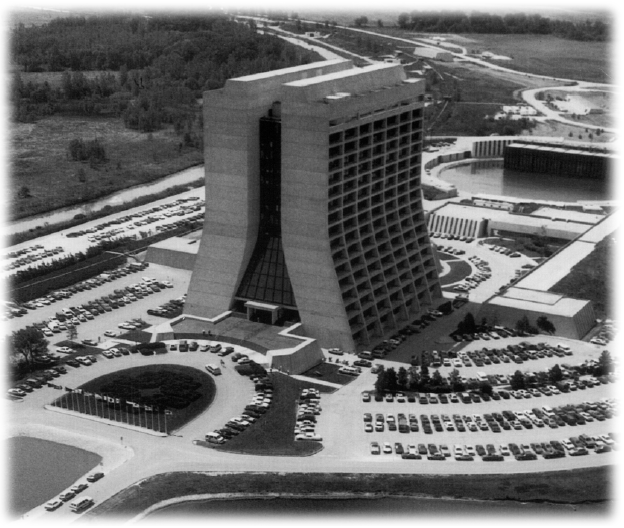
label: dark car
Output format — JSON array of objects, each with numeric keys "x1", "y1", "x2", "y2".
[
  {"x1": 86, "y1": 472, "x2": 104, "y2": 483},
  {"x1": 353, "y1": 360, "x2": 372, "y2": 368},
  {"x1": 66, "y1": 359, "x2": 80, "y2": 368}
]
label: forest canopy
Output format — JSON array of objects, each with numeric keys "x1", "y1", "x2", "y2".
[
  {"x1": 396, "y1": 11, "x2": 609, "y2": 41},
  {"x1": 10, "y1": 14, "x2": 319, "y2": 132}
]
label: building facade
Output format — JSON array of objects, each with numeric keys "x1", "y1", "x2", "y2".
[{"x1": 185, "y1": 59, "x2": 441, "y2": 351}]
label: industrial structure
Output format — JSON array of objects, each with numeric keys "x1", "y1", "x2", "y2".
[
  {"x1": 504, "y1": 140, "x2": 612, "y2": 179},
  {"x1": 185, "y1": 58, "x2": 441, "y2": 352}
]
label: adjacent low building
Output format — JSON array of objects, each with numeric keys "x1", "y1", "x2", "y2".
[{"x1": 477, "y1": 210, "x2": 619, "y2": 339}]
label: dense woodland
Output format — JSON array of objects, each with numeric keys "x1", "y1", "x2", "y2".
[
  {"x1": 396, "y1": 11, "x2": 609, "y2": 41},
  {"x1": 10, "y1": 14, "x2": 318, "y2": 134}
]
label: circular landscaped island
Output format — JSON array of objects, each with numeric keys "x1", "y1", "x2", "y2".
[{"x1": 52, "y1": 364, "x2": 216, "y2": 433}]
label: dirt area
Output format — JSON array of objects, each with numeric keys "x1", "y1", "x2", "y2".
[{"x1": 526, "y1": 121, "x2": 615, "y2": 143}]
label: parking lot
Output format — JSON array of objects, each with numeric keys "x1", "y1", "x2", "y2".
[
  {"x1": 8, "y1": 262, "x2": 193, "y2": 347},
  {"x1": 314, "y1": 333, "x2": 616, "y2": 470}
]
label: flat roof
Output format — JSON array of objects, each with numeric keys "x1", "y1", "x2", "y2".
[
  {"x1": 490, "y1": 288, "x2": 590, "y2": 316},
  {"x1": 430, "y1": 203, "x2": 599, "y2": 234},
  {"x1": 149, "y1": 237, "x2": 200, "y2": 255},
  {"x1": 231, "y1": 58, "x2": 349, "y2": 82},
  {"x1": 285, "y1": 62, "x2": 399, "y2": 87},
  {"x1": 530, "y1": 207, "x2": 604, "y2": 225},
  {"x1": 507, "y1": 141, "x2": 615, "y2": 159},
  {"x1": 510, "y1": 211, "x2": 618, "y2": 291}
]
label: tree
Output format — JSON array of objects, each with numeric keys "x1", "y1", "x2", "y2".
[
  {"x1": 596, "y1": 350, "x2": 613, "y2": 376},
  {"x1": 448, "y1": 368, "x2": 463, "y2": 391},
  {"x1": 478, "y1": 380, "x2": 493, "y2": 395},
  {"x1": 377, "y1": 19, "x2": 384, "y2": 28},
  {"x1": 12, "y1": 327, "x2": 49, "y2": 371},
  {"x1": 463, "y1": 312, "x2": 477, "y2": 334},
  {"x1": 431, "y1": 369, "x2": 444, "y2": 388},
  {"x1": 548, "y1": 364, "x2": 563, "y2": 383},
  {"x1": 17, "y1": 185, "x2": 31, "y2": 199},
  {"x1": 374, "y1": 366, "x2": 386, "y2": 394},
  {"x1": 510, "y1": 370, "x2": 526, "y2": 390},
  {"x1": 515, "y1": 315, "x2": 532, "y2": 334},
  {"x1": 385, "y1": 367, "x2": 398, "y2": 393},
  {"x1": 76, "y1": 167, "x2": 87, "y2": 183},
  {"x1": 407, "y1": 367, "x2": 421, "y2": 391},
  {"x1": 354, "y1": 16, "x2": 369, "y2": 27},
  {"x1": 397, "y1": 366, "x2": 408, "y2": 390},
  {"x1": 398, "y1": 13, "x2": 410, "y2": 28},
  {"x1": 420, "y1": 364, "x2": 430, "y2": 386},
  {"x1": 536, "y1": 315, "x2": 556, "y2": 334}
]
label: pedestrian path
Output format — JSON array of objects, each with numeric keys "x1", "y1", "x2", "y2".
[{"x1": 290, "y1": 375, "x2": 343, "y2": 389}]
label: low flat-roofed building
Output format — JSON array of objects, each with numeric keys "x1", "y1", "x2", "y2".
[
  {"x1": 478, "y1": 211, "x2": 618, "y2": 339},
  {"x1": 145, "y1": 236, "x2": 199, "y2": 270},
  {"x1": 427, "y1": 202, "x2": 602, "y2": 241},
  {"x1": 413, "y1": 47, "x2": 454, "y2": 61},
  {"x1": 478, "y1": 288, "x2": 595, "y2": 339}
]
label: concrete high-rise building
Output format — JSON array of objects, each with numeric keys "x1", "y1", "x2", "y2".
[{"x1": 185, "y1": 58, "x2": 441, "y2": 351}]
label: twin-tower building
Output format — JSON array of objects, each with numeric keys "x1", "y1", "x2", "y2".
[{"x1": 185, "y1": 59, "x2": 441, "y2": 352}]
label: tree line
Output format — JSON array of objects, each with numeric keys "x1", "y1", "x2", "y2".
[
  {"x1": 374, "y1": 365, "x2": 492, "y2": 395},
  {"x1": 396, "y1": 11, "x2": 609, "y2": 42},
  {"x1": 10, "y1": 13, "x2": 319, "y2": 137}
]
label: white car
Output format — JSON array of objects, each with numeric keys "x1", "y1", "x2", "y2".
[
  {"x1": 45, "y1": 499, "x2": 63, "y2": 511},
  {"x1": 295, "y1": 433, "x2": 322, "y2": 441},
  {"x1": 162, "y1": 281, "x2": 174, "y2": 288},
  {"x1": 8, "y1": 388, "x2": 26, "y2": 398},
  {"x1": 590, "y1": 338, "x2": 608, "y2": 346},
  {"x1": 104, "y1": 330, "x2": 117, "y2": 338},
  {"x1": 57, "y1": 347, "x2": 74, "y2": 354}
]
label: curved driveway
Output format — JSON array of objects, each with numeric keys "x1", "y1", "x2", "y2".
[{"x1": 10, "y1": 330, "x2": 615, "y2": 522}]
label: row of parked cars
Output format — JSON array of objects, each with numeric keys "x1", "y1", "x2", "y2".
[
  {"x1": 430, "y1": 233, "x2": 475, "y2": 243},
  {"x1": 364, "y1": 396, "x2": 616, "y2": 436},
  {"x1": 4, "y1": 245, "x2": 64, "y2": 272},
  {"x1": 486, "y1": 244, "x2": 522, "y2": 258},
  {"x1": 17, "y1": 262, "x2": 150, "y2": 314},
  {"x1": 44, "y1": 472, "x2": 104, "y2": 513},
  {"x1": 295, "y1": 388, "x2": 323, "y2": 441},
  {"x1": 67, "y1": 197, "x2": 203, "y2": 238},
  {"x1": 206, "y1": 376, "x2": 274, "y2": 444},
  {"x1": 9, "y1": 358, "x2": 68, "y2": 398},
  {"x1": 369, "y1": 432, "x2": 616, "y2": 460},
  {"x1": 364, "y1": 370, "x2": 612, "y2": 408}
]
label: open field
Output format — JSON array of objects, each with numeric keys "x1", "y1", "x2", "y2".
[
  {"x1": 10, "y1": 115, "x2": 202, "y2": 221},
  {"x1": 86, "y1": 466, "x2": 612, "y2": 519},
  {"x1": 458, "y1": 34, "x2": 611, "y2": 83},
  {"x1": 377, "y1": 29, "x2": 611, "y2": 83}
]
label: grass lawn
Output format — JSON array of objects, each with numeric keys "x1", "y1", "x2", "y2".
[
  {"x1": 10, "y1": 115, "x2": 202, "y2": 221},
  {"x1": 52, "y1": 364, "x2": 215, "y2": 433},
  {"x1": 300, "y1": 361, "x2": 357, "y2": 386},
  {"x1": 439, "y1": 259, "x2": 472, "y2": 286},
  {"x1": 458, "y1": 33, "x2": 611, "y2": 84},
  {"x1": 549, "y1": 237, "x2": 613, "y2": 319},
  {"x1": 199, "y1": 372, "x2": 331, "y2": 457},
  {"x1": 87, "y1": 466, "x2": 612, "y2": 519}
]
